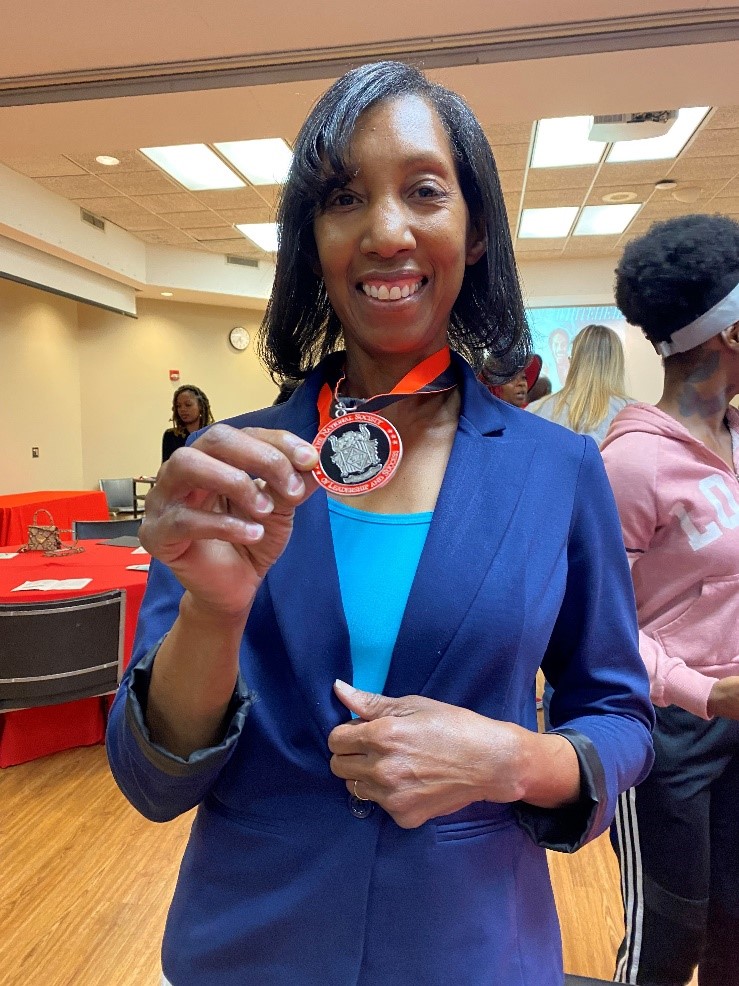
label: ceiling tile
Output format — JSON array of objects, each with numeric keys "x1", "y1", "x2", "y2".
[
  {"x1": 202, "y1": 238, "x2": 264, "y2": 256},
  {"x1": 216, "y1": 207, "x2": 274, "y2": 225},
  {"x1": 133, "y1": 229, "x2": 200, "y2": 246},
  {"x1": 132, "y1": 192, "x2": 206, "y2": 214},
  {"x1": 667, "y1": 156, "x2": 739, "y2": 181},
  {"x1": 74, "y1": 195, "x2": 144, "y2": 214},
  {"x1": 252, "y1": 185, "x2": 282, "y2": 208},
  {"x1": 594, "y1": 162, "x2": 672, "y2": 186},
  {"x1": 35, "y1": 174, "x2": 124, "y2": 198},
  {"x1": 525, "y1": 166, "x2": 595, "y2": 192},
  {"x1": 714, "y1": 177, "x2": 739, "y2": 198},
  {"x1": 192, "y1": 187, "x2": 269, "y2": 210},
  {"x1": 491, "y1": 143, "x2": 529, "y2": 171},
  {"x1": 485, "y1": 122, "x2": 533, "y2": 146},
  {"x1": 0, "y1": 155, "x2": 87, "y2": 178},
  {"x1": 514, "y1": 248, "x2": 564, "y2": 261},
  {"x1": 523, "y1": 189, "x2": 585, "y2": 209},
  {"x1": 703, "y1": 198, "x2": 739, "y2": 215},
  {"x1": 637, "y1": 200, "x2": 698, "y2": 221},
  {"x1": 682, "y1": 128, "x2": 739, "y2": 158},
  {"x1": 703, "y1": 107, "x2": 739, "y2": 130},
  {"x1": 562, "y1": 235, "x2": 622, "y2": 258},
  {"x1": 98, "y1": 171, "x2": 180, "y2": 195},
  {"x1": 107, "y1": 213, "x2": 173, "y2": 232},
  {"x1": 515, "y1": 237, "x2": 567, "y2": 253},
  {"x1": 192, "y1": 227, "x2": 242, "y2": 241},
  {"x1": 159, "y1": 210, "x2": 224, "y2": 228},
  {"x1": 65, "y1": 150, "x2": 158, "y2": 174}
]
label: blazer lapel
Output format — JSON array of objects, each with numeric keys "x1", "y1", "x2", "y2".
[
  {"x1": 264, "y1": 369, "x2": 353, "y2": 741},
  {"x1": 384, "y1": 359, "x2": 537, "y2": 699}
]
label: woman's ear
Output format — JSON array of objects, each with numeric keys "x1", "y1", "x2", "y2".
[
  {"x1": 465, "y1": 220, "x2": 487, "y2": 266},
  {"x1": 721, "y1": 320, "x2": 739, "y2": 350}
]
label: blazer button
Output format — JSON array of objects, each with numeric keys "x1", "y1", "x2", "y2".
[{"x1": 348, "y1": 794, "x2": 374, "y2": 818}]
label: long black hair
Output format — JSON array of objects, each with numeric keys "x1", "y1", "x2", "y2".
[{"x1": 258, "y1": 60, "x2": 529, "y2": 380}]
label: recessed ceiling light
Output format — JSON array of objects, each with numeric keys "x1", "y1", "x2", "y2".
[
  {"x1": 602, "y1": 191, "x2": 638, "y2": 203},
  {"x1": 574, "y1": 204, "x2": 642, "y2": 236},
  {"x1": 531, "y1": 117, "x2": 607, "y2": 168},
  {"x1": 654, "y1": 179, "x2": 677, "y2": 190},
  {"x1": 672, "y1": 185, "x2": 702, "y2": 203},
  {"x1": 95, "y1": 155, "x2": 120, "y2": 167},
  {"x1": 235, "y1": 223, "x2": 279, "y2": 252},
  {"x1": 519, "y1": 207, "x2": 579, "y2": 238},
  {"x1": 214, "y1": 138, "x2": 293, "y2": 185},
  {"x1": 160, "y1": 291, "x2": 174, "y2": 297},
  {"x1": 606, "y1": 107, "x2": 709, "y2": 163},
  {"x1": 140, "y1": 144, "x2": 245, "y2": 191}
]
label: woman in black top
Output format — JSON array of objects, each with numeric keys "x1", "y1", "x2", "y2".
[{"x1": 161, "y1": 385, "x2": 215, "y2": 462}]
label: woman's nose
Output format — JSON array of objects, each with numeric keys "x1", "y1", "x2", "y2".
[{"x1": 360, "y1": 199, "x2": 416, "y2": 257}]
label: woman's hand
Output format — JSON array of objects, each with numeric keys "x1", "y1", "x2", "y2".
[
  {"x1": 140, "y1": 425, "x2": 319, "y2": 619},
  {"x1": 328, "y1": 681, "x2": 580, "y2": 829},
  {"x1": 707, "y1": 676, "x2": 739, "y2": 720}
]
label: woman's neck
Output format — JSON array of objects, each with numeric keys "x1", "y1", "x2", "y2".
[
  {"x1": 341, "y1": 344, "x2": 448, "y2": 399},
  {"x1": 657, "y1": 345, "x2": 735, "y2": 442}
]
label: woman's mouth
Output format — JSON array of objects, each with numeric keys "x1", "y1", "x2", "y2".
[{"x1": 359, "y1": 277, "x2": 426, "y2": 301}]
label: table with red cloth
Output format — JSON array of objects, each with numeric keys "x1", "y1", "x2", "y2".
[
  {"x1": 0, "y1": 490, "x2": 110, "y2": 547},
  {"x1": 0, "y1": 539, "x2": 150, "y2": 767}
]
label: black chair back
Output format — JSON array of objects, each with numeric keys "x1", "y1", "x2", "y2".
[
  {"x1": 73, "y1": 518, "x2": 142, "y2": 540},
  {"x1": 0, "y1": 590, "x2": 125, "y2": 711}
]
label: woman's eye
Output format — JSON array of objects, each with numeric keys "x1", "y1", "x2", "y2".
[{"x1": 328, "y1": 190, "x2": 358, "y2": 208}]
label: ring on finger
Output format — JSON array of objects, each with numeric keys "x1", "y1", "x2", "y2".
[{"x1": 353, "y1": 779, "x2": 369, "y2": 802}]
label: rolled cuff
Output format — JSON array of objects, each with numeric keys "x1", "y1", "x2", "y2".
[
  {"x1": 513, "y1": 728, "x2": 605, "y2": 853},
  {"x1": 662, "y1": 662, "x2": 715, "y2": 720}
]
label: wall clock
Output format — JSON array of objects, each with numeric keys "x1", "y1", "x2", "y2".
[{"x1": 229, "y1": 326, "x2": 250, "y2": 351}]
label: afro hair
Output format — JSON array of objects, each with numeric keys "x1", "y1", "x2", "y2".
[{"x1": 615, "y1": 214, "x2": 739, "y2": 346}]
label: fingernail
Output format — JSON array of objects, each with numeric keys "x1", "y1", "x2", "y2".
[
  {"x1": 294, "y1": 445, "x2": 318, "y2": 467},
  {"x1": 254, "y1": 492, "x2": 273, "y2": 513},
  {"x1": 287, "y1": 474, "x2": 305, "y2": 496},
  {"x1": 245, "y1": 523, "x2": 264, "y2": 540},
  {"x1": 334, "y1": 679, "x2": 353, "y2": 692}
]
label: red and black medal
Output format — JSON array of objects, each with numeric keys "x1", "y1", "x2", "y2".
[{"x1": 312, "y1": 347, "x2": 456, "y2": 496}]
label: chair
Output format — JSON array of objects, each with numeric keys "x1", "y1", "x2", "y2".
[
  {"x1": 73, "y1": 517, "x2": 142, "y2": 540},
  {"x1": 0, "y1": 590, "x2": 125, "y2": 711},
  {"x1": 99, "y1": 478, "x2": 142, "y2": 518}
]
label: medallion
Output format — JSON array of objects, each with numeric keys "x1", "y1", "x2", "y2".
[{"x1": 312, "y1": 411, "x2": 402, "y2": 496}]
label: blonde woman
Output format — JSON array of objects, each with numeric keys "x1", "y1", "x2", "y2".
[{"x1": 529, "y1": 323, "x2": 634, "y2": 445}]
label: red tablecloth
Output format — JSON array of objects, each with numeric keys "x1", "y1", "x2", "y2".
[
  {"x1": 0, "y1": 540, "x2": 150, "y2": 766},
  {"x1": 0, "y1": 490, "x2": 110, "y2": 547}
]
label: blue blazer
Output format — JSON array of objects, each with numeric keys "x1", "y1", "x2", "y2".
[{"x1": 107, "y1": 354, "x2": 654, "y2": 986}]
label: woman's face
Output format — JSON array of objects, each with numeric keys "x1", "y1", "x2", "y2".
[
  {"x1": 175, "y1": 391, "x2": 202, "y2": 428},
  {"x1": 495, "y1": 370, "x2": 529, "y2": 407},
  {"x1": 312, "y1": 94, "x2": 485, "y2": 364}
]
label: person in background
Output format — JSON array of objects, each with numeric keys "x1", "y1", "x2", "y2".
[
  {"x1": 161, "y1": 385, "x2": 215, "y2": 463},
  {"x1": 527, "y1": 372, "x2": 552, "y2": 404},
  {"x1": 529, "y1": 324, "x2": 634, "y2": 446},
  {"x1": 549, "y1": 327, "x2": 571, "y2": 387},
  {"x1": 602, "y1": 214, "x2": 739, "y2": 985},
  {"x1": 479, "y1": 353, "x2": 543, "y2": 407},
  {"x1": 107, "y1": 61, "x2": 653, "y2": 986}
]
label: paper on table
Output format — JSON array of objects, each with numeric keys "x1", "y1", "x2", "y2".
[
  {"x1": 12, "y1": 578, "x2": 93, "y2": 591},
  {"x1": 0, "y1": 552, "x2": 19, "y2": 560},
  {"x1": 131, "y1": 546, "x2": 149, "y2": 555},
  {"x1": 126, "y1": 564, "x2": 150, "y2": 572}
]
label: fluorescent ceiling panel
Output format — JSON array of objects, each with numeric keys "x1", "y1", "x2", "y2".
[
  {"x1": 531, "y1": 116, "x2": 607, "y2": 168},
  {"x1": 607, "y1": 107, "x2": 710, "y2": 163},
  {"x1": 140, "y1": 144, "x2": 245, "y2": 191},
  {"x1": 574, "y1": 204, "x2": 642, "y2": 235},
  {"x1": 236, "y1": 223, "x2": 279, "y2": 252},
  {"x1": 215, "y1": 138, "x2": 293, "y2": 185},
  {"x1": 519, "y1": 207, "x2": 578, "y2": 238}
]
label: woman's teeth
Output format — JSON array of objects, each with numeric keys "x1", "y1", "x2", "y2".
[{"x1": 362, "y1": 280, "x2": 423, "y2": 301}]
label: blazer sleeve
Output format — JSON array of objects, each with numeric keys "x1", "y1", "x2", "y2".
[
  {"x1": 106, "y1": 558, "x2": 253, "y2": 822},
  {"x1": 517, "y1": 438, "x2": 655, "y2": 851}
]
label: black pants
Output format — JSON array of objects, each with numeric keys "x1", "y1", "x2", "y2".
[{"x1": 610, "y1": 705, "x2": 739, "y2": 985}]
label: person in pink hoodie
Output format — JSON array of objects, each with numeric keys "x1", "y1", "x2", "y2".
[{"x1": 601, "y1": 213, "x2": 739, "y2": 986}]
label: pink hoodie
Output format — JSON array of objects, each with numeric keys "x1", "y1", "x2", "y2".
[{"x1": 601, "y1": 404, "x2": 739, "y2": 719}]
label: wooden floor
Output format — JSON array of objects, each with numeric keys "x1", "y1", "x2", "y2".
[{"x1": 1, "y1": 743, "x2": 696, "y2": 985}]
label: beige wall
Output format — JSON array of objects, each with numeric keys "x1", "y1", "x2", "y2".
[
  {"x1": 1, "y1": 278, "x2": 84, "y2": 493},
  {"x1": 76, "y1": 299, "x2": 274, "y2": 486}
]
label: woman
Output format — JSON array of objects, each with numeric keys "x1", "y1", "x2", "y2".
[
  {"x1": 107, "y1": 62, "x2": 653, "y2": 986},
  {"x1": 601, "y1": 214, "x2": 739, "y2": 986},
  {"x1": 479, "y1": 353, "x2": 543, "y2": 407},
  {"x1": 161, "y1": 384, "x2": 215, "y2": 462},
  {"x1": 529, "y1": 323, "x2": 634, "y2": 445}
]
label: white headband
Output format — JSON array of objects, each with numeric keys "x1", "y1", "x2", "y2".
[{"x1": 657, "y1": 280, "x2": 739, "y2": 357}]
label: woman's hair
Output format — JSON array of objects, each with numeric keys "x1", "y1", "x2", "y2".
[
  {"x1": 171, "y1": 385, "x2": 215, "y2": 436},
  {"x1": 258, "y1": 60, "x2": 530, "y2": 380},
  {"x1": 547, "y1": 325, "x2": 627, "y2": 434},
  {"x1": 615, "y1": 214, "x2": 739, "y2": 346}
]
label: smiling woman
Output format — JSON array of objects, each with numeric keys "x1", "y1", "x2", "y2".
[{"x1": 106, "y1": 60, "x2": 654, "y2": 986}]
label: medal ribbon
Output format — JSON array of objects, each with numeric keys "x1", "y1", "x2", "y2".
[{"x1": 316, "y1": 346, "x2": 456, "y2": 428}]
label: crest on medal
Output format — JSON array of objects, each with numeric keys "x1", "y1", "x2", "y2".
[{"x1": 313, "y1": 412, "x2": 402, "y2": 495}]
